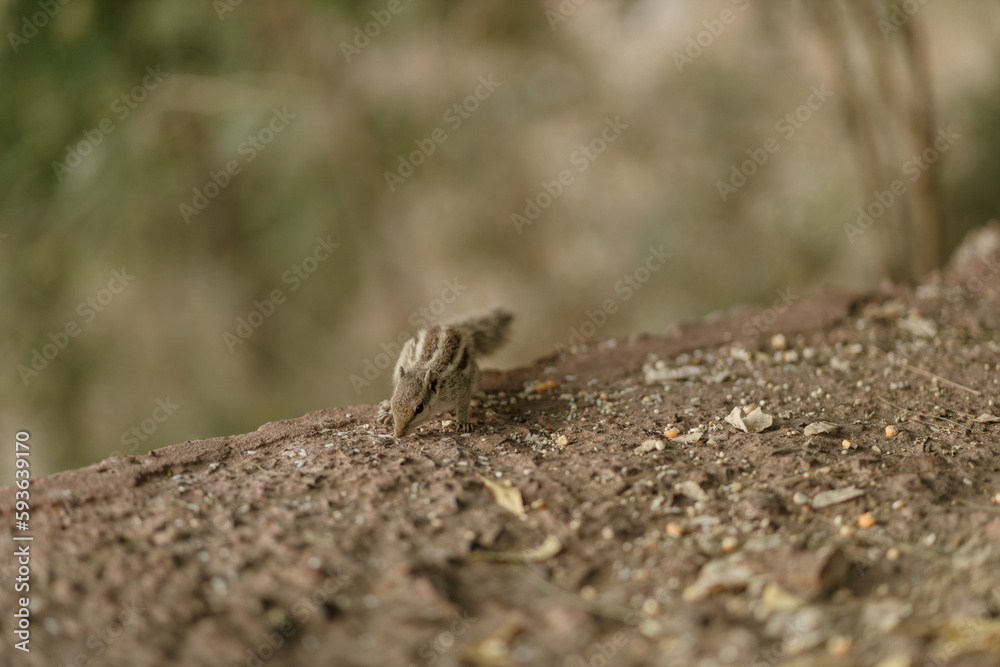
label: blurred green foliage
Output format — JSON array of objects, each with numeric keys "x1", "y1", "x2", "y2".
[{"x1": 1, "y1": 0, "x2": 998, "y2": 478}]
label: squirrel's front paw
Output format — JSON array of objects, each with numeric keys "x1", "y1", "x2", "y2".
[
  {"x1": 456, "y1": 421, "x2": 473, "y2": 433},
  {"x1": 376, "y1": 400, "x2": 392, "y2": 425}
]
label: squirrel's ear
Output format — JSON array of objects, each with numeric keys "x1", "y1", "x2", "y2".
[{"x1": 425, "y1": 369, "x2": 438, "y2": 393}]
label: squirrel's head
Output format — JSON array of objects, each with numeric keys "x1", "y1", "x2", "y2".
[{"x1": 391, "y1": 367, "x2": 439, "y2": 437}]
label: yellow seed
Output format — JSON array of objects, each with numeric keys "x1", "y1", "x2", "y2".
[
  {"x1": 857, "y1": 512, "x2": 876, "y2": 529},
  {"x1": 664, "y1": 428, "x2": 680, "y2": 439},
  {"x1": 665, "y1": 523, "x2": 684, "y2": 537},
  {"x1": 721, "y1": 536, "x2": 738, "y2": 552},
  {"x1": 556, "y1": 435, "x2": 570, "y2": 446},
  {"x1": 885, "y1": 425, "x2": 899, "y2": 437},
  {"x1": 842, "y1": 439, "x2": 852, "y2": 449}
]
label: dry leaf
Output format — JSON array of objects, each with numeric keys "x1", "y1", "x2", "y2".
[
  {"x1": 463, "y1": 620, "x2": 522, "y2": 666},
  {"x1": 673, "y1": 430, "x2": 704, "y2": 444},
  {"x1": 897, "y1": 314, "x2": 938, "y2": 338},
  {"x1": 475, "y1": 535, "x2": 562, "y2": 563},
  {"x1": 644, "y1": 364, "x2": 704, "y2": 384},
  {"x1": 975, "y1": 413, "x2": 1000, "y2": 424},
  {"x1": 938, "y1": 617, "x2": 1000, "y2": 654},
  {"x1": 676, "y1": 480, "x2": 710, "y2": 503},
  {"x1": 480, "y1": 476, "x2": 525, "y2": 515},
  {"x1": 682, "y1": 560, "x2": 754, "y2": 602},
  {"x1": 804, "y1": 421, "x2": 838, "y2": 436},
  {"x1": 724, "y1": 406, "x2": 774, "y2": 433},
  {"x1": 760, "y1": 582, "x2": 805, "y2": 614},
  {"x1": 704, "y1": 370, "x2": 731, "y2": 384},
  {"x1": 812, "y1": 485, "x2": 866, "y2": 509}
]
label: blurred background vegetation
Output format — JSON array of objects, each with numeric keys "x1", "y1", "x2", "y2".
[{"x1": 1, "y1": 0, "x2": 999, "y2": 479}]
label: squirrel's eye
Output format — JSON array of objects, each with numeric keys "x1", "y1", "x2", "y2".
[{"x1": 414, "y1": 404, "x2": 423, "y2": 415}]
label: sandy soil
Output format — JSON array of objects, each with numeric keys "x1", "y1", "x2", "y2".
[{"x1": 3, "y1": 225, "x2": 1000, "y2": 667}]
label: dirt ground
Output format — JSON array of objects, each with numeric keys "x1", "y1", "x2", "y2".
[{"x1": 4, "y1": 226, "x2": 1000, "y2": 667}]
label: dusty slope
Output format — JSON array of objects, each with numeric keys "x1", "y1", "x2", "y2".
[{"x1": 3, "y1": 226, "x2": 1000, "y2": 667}]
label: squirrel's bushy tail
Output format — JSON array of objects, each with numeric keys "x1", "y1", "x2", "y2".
[{"x1": 448, "y1": 307, "x2": 513, "y2": 357}]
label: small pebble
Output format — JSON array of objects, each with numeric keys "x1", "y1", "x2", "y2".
[
  {"x1": 885, "y1": 547, "x2": 900, "y2": 561},
  {"x1": 793, "y1": 492, "x2": 809, "y2": 505},
  {"x1": 556, "y1": 435, "x2": 570, "y2": 446},
  {"x1": 721, "y1": 536, "x2": 738, "y2": 552},
  {"x1": 827, "y1": 635, "x2": 853, "y2": 657},
  {"x1": 638, "y1": 439, "x2": 666, "y2": 453},
  {"x1": 771, "y1": 333, "x2": 787, "y2": 350},
  {"x1": 842, "y1": 439, "x2": 852, "y2": 449}
]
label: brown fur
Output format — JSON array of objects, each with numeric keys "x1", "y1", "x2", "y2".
[{"x1": 377, "y1": 307, "x2": 512, "y2": 437}]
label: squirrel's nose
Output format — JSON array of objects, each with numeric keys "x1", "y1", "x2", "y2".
[{"x1": 394, "y1": 423, "x2": 408, "y2": 438}]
